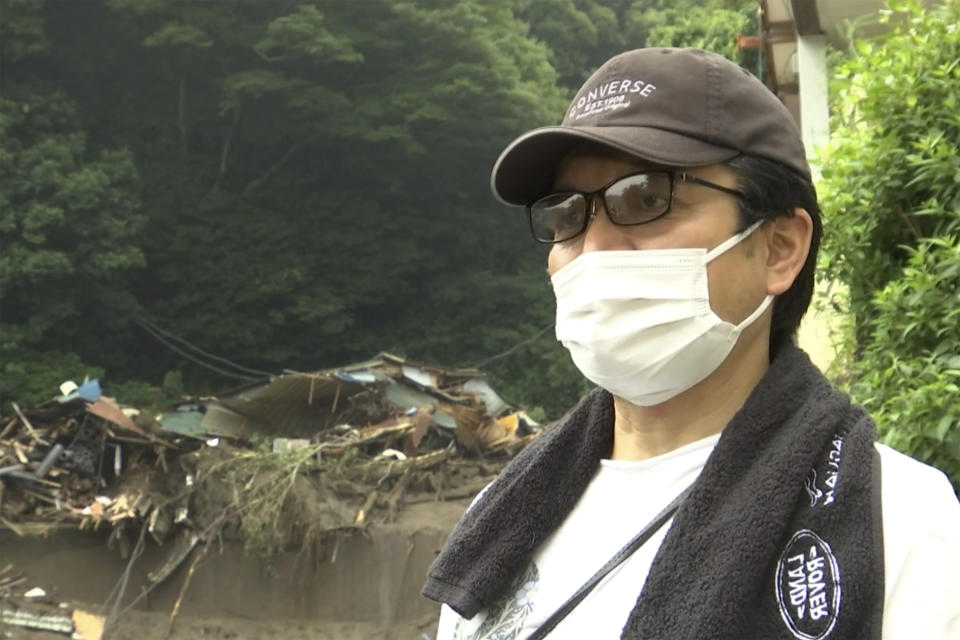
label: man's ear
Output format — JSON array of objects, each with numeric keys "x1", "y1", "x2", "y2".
[{"x1": 764, "y1": 208, "x2": 813, "y2": 296}]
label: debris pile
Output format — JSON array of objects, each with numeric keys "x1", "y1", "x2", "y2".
[
  {"x1": 0, "y1": 570, "x2": 106, "y2": 639},
  {"x1": 0, "y1": 566, "x2": 26, "y2": 602},
  {"x1": 0, "y1": 354, "x2": 539, "y2": 569}
]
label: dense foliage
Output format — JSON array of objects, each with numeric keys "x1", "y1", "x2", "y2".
[
  {"x1": 0, "y1": 0, "x2": 755, "y2": 415},
  {"x1": 819, "y1": 0, "x2": 960, "y2": 489},
  {"x1": 0, "y1": 88, "x2": 142, "y2": 403}
]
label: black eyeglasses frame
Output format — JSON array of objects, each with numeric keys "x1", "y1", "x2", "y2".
[{"x1": 525, "y1": 169, "x2": 747, "y2": 245}]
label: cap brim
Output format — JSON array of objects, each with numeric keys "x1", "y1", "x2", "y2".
[{"x1": 490, "y1": 126, "x2": 741, "y2": 206}]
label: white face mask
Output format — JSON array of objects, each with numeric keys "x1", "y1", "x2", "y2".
[{"x1": 551, "y1": 222, "x2": 773, "y2": 406}]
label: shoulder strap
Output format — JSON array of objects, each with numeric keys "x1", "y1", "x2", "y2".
[{"x1": 527, "y1": 484, "x2": 694, "y2": 640}]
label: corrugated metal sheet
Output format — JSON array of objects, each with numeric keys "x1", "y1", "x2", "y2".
[{"x1": 159, "y1": 354, "x2": 510, "y2": 439}]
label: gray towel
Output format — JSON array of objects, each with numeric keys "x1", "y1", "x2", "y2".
[{"x1": 423, "y1": 343, "x2": 884, "y2": 639}]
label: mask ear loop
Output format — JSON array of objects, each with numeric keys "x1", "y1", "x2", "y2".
[
  {"x1": 735, "y1": 294, "x2": 774, "y2": 331},
  {"x1": 705, "y1": 220, "x2": 764, "y2": 263},
  {"x1": 704, "y1": 220, "x2": 774, "y2": 331}
]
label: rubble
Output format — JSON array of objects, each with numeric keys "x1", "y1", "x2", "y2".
[
  {"x1": 0, "y1": 568, "x2": 105, "y2": 640},
  {"x1": 0, "y1": 353, "x2": 541, "y2": 632}
]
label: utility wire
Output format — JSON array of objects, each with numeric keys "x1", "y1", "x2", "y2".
[
  {"x1": 139, "y1": 317, "x2": 276, "y2": 377},
  {"x1": 136, "y1": 320, "x2": 269, "y2": 381},
  {"x1": 140, "y1": 316, "x2": 554, "y2": 379},
  {"x1": 470, "y1": 321, "x2": 556, "y2": 369}
]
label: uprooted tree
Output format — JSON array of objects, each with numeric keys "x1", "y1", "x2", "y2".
[{"x1": 818, "y1": 0, "x2": 960, "y2": 492}]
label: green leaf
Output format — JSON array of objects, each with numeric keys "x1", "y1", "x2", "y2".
[
  {"x1": 934, "y1": 414, "x2": 954, "y2": 442},
  {"x1": 143, "y1": 22, "x2": 213, "y2": 49}
]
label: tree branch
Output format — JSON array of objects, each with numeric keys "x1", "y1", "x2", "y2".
[
  {"x1": 242, "y1": 134, "x2": 316, "y2": 196},
  {"x1": 209, "y1": 105, "x2": 243, "y2": 196},
  {"x1": 178, "y1": 77, "x2": 187, "y2": 155}
]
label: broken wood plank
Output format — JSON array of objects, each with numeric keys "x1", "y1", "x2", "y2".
[
  {"x1": 0, "y1": 576, "x2": 27, "y2": 592},
  {"x1": 354, "y1": 490, "x2": 378, "y2": 525},
  {"x1": 0, "y1": 417, "x2": 16, "y2": 440},
  {"x1": 353, "y1": 447, "x2": 451, "y2": 484},
  {"x1": 0, "y1": 517, "x2": 27, "y2": 536},
  {"x1": 12, "y1": 441, "x2": 29, "y2": 464},
  {"x1": 72, "y1": 608, "x2": 105, "y2": 640},
  {"x1": 405, "y1": 475, "x2": 494, "y2": 504},
  {"x1": 330, "y1": 417, "x2": 415, "y2": 450},
  {"x1": 22, "y1": 488, "x2": 61, "y2": 505},
  {"x1": 148, "y1": 529, "x2": 200, "y2": 583},
  {"x1": 10, "y1": 403, "x2": 49, "y2": 446},
  {"x1": 385, "y1": 468, "x2": 412, "y2": 523},
  {"x1": 165, "y1": 543, "x2": 209, "y2": 638}
]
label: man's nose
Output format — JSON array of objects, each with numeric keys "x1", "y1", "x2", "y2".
[{"x1": 581, "y1": 198, "x2": 634, "y2": 252}]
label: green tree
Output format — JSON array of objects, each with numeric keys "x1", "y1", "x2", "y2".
[
  {"x1": 819, "y1": 0, "x2": 960, "y2": 490},
  {"x1": 520, "y1": 0, "x2": 756, "y2": 89},
  {"x1": 642, "y1": 2, "x2": 752, "y2": 61},
  {"x1": 0, "y1": 0, "x2": 49, "y2": 62},
  {"x1": 86, "y1": 0, "x2": 577, "y2": 409},
  {"x1": 1, "y1": 0, "x2": 769, "y2": 417},
  {"x1": 622, "y1": 0, "x2": 755, "y2": 61},
  {"x1": 0, "y1": 89, "x2": 143, "y2": 404},
  {"x1": 522, "y1": 0, "x2": 629, "y2": 88}
]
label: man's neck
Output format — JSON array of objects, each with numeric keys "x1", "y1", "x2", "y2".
[{"x1": 608, "y1": 334, "x2": 771, "y2": 461}]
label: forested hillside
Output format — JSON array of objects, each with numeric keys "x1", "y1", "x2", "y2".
[{"x1": 0, "y1": 0, "x2": 754, "y2": 416}]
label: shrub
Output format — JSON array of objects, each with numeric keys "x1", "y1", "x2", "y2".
[{"x1": 819, "y1": 0, "x2": 960, "y2": 491}]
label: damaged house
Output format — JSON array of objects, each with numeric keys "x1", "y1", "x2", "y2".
[{"x1": 0, "y1": 354, "x2": 540, "y2": 639}]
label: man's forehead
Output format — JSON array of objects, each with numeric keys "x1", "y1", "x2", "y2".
[{"x1": 553, "y1": 146, "x2": 653, "y2": 187}]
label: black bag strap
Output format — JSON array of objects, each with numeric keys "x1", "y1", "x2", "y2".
[{"x1": 526, "y1": 484, "x2": 694, "y2": 640}]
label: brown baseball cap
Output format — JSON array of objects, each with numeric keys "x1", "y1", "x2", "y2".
[{"x1": 491, "y1": 47, "x2": 809, "y2": 206}]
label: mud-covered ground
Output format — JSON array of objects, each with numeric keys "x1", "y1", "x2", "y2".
[
  {"x1": 2, "y1": 500, "x2": 469, "y2": 640},
  {"x1": 115, "y1": 611, "x2": 438, "y2": 639},
  {"x1": 2, "y1": 611, "x2": 439, "y2": 640}
]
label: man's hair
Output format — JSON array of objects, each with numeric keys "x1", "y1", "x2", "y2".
[{"x1": 727, "y1": 155, "x2": 822, "y2": 356}]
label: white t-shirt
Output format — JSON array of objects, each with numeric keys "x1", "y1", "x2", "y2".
[{"x1": 435, "y1": 437, "x2": 960, "y2": 640}]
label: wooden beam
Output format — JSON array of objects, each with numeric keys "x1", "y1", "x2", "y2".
[
  {"x1": 791, "y1": 0, "x2": 824, "y2": 36},
  {"x1": 759, "y1": 0, "x2": 779, "y2": 93},
  {"x1": 767, "y1": 20, "x2": 796, "y2": 33}
]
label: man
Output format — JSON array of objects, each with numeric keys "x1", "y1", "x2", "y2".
[{"x1": 422, "y1": 48, "x2": 960, "y2": 639}]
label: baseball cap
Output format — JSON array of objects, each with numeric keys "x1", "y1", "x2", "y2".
[{"x1": 491, "y1": 47, "x2": 809, "y2": 206}]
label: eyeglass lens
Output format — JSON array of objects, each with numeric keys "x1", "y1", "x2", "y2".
[{"x1": 529, "y1": 171, "x2": 674, "y2": 243}]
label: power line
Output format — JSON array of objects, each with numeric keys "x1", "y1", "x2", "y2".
[
  {"x1": 136, "y1": 319, "x2": 272, "y2": 381},
  {"x1": 138, "y1": 317, "x2": 276, "y2": 377},
  {"x1": 139, "y1": 316, "x2": 556, "y2": 380},
  {"x1": 470, "y1": 322, "x2": 556, "y2": 369}
]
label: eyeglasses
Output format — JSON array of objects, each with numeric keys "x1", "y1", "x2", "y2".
[{"x1": 526, "y1": 170, "x2": 746, "y2": 244}]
